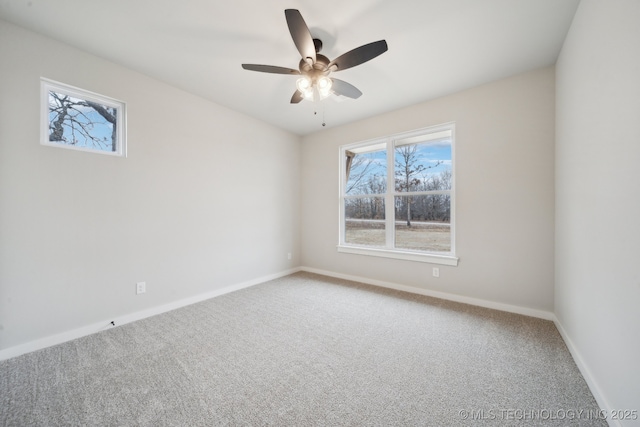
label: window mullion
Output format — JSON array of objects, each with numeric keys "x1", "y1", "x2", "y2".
[{"x1": 385, "y1": 139, "x2": 395, "y2": 249}]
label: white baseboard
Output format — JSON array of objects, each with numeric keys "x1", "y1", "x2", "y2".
[
  {"x1": 0, "y1": 267, "x2": 301, "y2": 361},
  {"x1": 0, "y1": 267, "x2": 552, "y2": 361},
  {"x1": 552, "y1": 317, "x2": 618, "y2": 427},
  {"x1": 300, "y1": 266, "x2": 555, "y2": 320},
  {"x1": 1, "y1": 265, "x2": 614, "y2": 427},
  {"x1": 301, "y1": 266, "x2": 620, "y2": 425}
]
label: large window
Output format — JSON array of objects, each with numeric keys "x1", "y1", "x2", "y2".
[
  {"x1": 40, "y1": 78, "x2": 126, "y2": 156},
  {"x1": 339, "y1": 123, "x2": 458, "y2": 265}
]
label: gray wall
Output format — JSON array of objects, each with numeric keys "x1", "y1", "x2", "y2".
[
  {"x1": 555, "y1": 0, "x2": 640, "y2": 415},
  {"x1": 300, "y1": 67, "x2": 556, "y2": 313},
  {"x1": 3, "y1": 1, "x2": 638, "y2": 414},
  {"x1": 0, "y1": 19, "x2": 301, "y2": 351}
]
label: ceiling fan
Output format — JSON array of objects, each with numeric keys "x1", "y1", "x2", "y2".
[{"x1": 242, "y1": 9, "x2": 388, "y2": 104}]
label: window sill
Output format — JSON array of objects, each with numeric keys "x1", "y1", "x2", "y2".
[{"x1": 337, "y1": 245, "x2": 459, "y2": 266}]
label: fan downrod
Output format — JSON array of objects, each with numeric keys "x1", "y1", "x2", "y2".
[{"x1": 313, "y1": 38, "x2": 323, "y2": 53}]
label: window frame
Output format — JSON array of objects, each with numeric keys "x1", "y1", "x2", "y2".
[
  {"x1": 338, "y1": 122, "x2": 459, "y2": 266},
  {"x1": 40, "y1": 78, "x2": 127, "y2": 157}
]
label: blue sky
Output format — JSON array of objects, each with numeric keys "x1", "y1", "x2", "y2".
[
  {"x1": 48, "y1": 91, "x2": 114, "y2": 150},
  {"x1": 409, "y1": 141, "x2": 452, "y2": 175},
  {"x1": 347, "y1": 138, "x2": 452, "y2": 195}
]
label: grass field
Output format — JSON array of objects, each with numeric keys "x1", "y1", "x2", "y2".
[{"x1": 345, "y1": 221, "x2": 451, "y2": 252}]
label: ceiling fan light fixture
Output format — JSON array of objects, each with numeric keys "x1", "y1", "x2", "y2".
[
  {"x1": 295, "y1": 75, "x2": 332, "y2": 101},
  {"x1": 317, "y1": 76, "x2": 332, "y2": 99},
  {"x1": 296, "y1": 76, "x2": 311, "y2": 92},
  {"x1": 296, "y1": 76, "x2": 314, "y2": 99}
]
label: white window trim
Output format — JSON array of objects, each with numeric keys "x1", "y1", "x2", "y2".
[
  {"x1": 40, "y1": 78, "x2": 127, "y2": 157},
  {"x1": 338, "y1": 122, "x2": 459, "y2": 266}
]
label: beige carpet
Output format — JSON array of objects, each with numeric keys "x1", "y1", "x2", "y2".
[{"x1": 0, "y1": 272, "x2": 605, "y2": 426}]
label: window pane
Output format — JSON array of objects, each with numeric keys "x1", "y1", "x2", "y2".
[
  {"x1": 345, "y1": 197, "x2": 386, "y2": 247},
  {"x1": 394, "y1": 138, "x2": 451, "y2": 193},
  {"x1": 395, "y1": 195, "x2": 451, "y2": 252},
  {"x1": 48, "y1": 91, "x2": 117, "y2": 152},
  {"x1": 41, "y1": 79, "x2": 126, "y2": 157},
  {"x1": 345, "y1": 148, "x2": 387, "y2": 196}
]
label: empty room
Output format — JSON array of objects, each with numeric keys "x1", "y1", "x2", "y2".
[{"x1": 0, "y1": 0, "x2": 638, "y2": 425}]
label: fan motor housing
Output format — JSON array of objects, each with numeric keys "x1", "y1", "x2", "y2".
[{"x1": 299, "y1": 53, "x2": 330, "y2": 82}]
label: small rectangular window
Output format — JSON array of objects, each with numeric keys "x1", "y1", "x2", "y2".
[
  {"x1": 339, "y1": 123, "x2": 458, "y2": 266},
  {"x1": 40, "y1": 78, "x2": 126, "y2": 156}
]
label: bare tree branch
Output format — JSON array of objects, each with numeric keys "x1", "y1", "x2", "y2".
[{"x1": 48, "y1": 93, "x2": 117, "y2": 151}]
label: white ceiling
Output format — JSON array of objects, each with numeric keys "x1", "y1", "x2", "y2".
[{"x1": 0, "y1": 0, "x2": 580, "y2": 136}]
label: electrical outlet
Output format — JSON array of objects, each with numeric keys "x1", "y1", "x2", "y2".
[
  {"x1": 432, "y1": 268, "x2": 440, "y2": 278},
  {"x1": 287, "y1": 252, "x2": 292, "y2": 260},
  {"x1": 136, "y1": 282, "x2": 146, "y2": 295}
]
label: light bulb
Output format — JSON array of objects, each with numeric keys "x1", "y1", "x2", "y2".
[
  {"x1": 296, "y1": 77, "x2": 312, "y2": 92},
  {"x1": 295, "y1": 77, "x2": 314, "y2": 100},
  {"x1": 302, "y1": 89, "x2": 314, "y2": 100},
  {"x1": 317, "y1": 76, "x2": 333, "y2": 99},
  {"x1": 317, "y1": 76, "x2": 332, "y2": 90}
]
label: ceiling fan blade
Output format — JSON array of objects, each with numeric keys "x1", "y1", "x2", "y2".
[
  {"x1": 285, "y1": 9, "x2": 316, "y2": 64},
  {"x1": 328, "y1": 40, "x2": 388, "y2": 71},
  {"x1": 290, "y1": 90, "x2": 304, "y2": 104},
  {"x1": 331, "y1": 78, "x2": 363, "y2": 99},
  {"x1": 242, "y1": 64, "x2": 301, "y2": 75}
]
